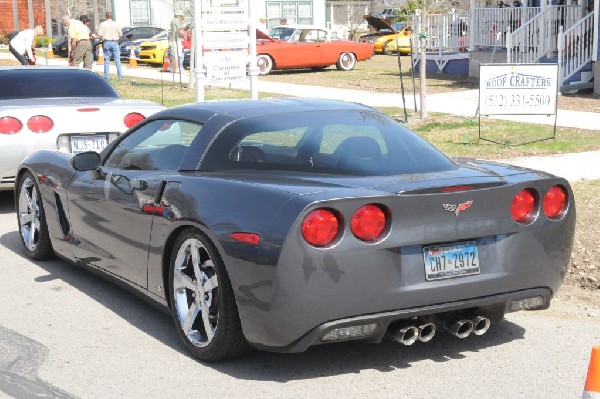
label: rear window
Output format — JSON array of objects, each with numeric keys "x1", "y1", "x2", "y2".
[
  {"x1": 0, "y1": 69, "x2": 120, "y2": 100},
  {"x1": 202, "y1": 110, "x2": 456, "y2": 176}
]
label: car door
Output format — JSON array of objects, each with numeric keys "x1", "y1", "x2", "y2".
[
  {"x1": 66, "y1": 119, "x2": 203, "y2": 287},
  {"x1": 284, "y1": 29, "x2": 323, "y2": 67}
]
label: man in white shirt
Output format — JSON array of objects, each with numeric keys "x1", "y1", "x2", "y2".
[
  {"x1": 98, "y1": 11, "x2": 124, "y2": 80},
  {"x1": 9, "y1": 26, "x2": 43, "y2": 65}
]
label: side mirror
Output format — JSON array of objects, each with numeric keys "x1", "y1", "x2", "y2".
[
  {"x1": 126, "y1": 33, "x2": 133, "y2": 39},
  {"x1": 71, "y1": 151, "x2": 101, "y2": 171}
]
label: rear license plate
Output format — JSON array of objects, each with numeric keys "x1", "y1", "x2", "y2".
[
  {"x1": 423, "y1": 240, "x2": 480, "y2": 281},
  {"x1": 70, "y1": 135, "x2": 108, "y2": 154}
]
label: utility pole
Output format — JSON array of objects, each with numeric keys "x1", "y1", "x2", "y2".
[
  {"x1": 417, "y1": 8, "x2": 428, "y2": 119},
  {"x1": 12, "y1": 0, "x2": 19, "y2": 30}
]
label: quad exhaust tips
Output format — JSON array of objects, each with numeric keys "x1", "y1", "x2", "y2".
[
  {"x1": 446, "y1": 316, "x2": 491, "y2": 339},
  {"x1": 385, "y1": 321, "x2": 437, "y2": 345},
  {"x1": 386, "y1": 315, "x2": 490, "y2": 344}
]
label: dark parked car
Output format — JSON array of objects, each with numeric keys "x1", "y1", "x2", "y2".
[
  {"x1": 51, "y1": 35, "x2": 103, "y2": 59},
  {"x1": 118, "y1": 26, "x2": 164, "y2": 44},
  {"x1": 16, "y1": 98, "x2": 575, "y2": 362}
]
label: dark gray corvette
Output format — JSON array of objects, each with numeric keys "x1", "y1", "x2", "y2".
[{"x1": 16, "y1": 98, "x2": 575, "y2": 361}]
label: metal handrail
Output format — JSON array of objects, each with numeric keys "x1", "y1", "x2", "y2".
[
  {"x1": 557, "y1": 12, "x2": 595, "y2": 86},
  {"x1": 507, "y1": 5, "x2": 580, "y2": 63}
]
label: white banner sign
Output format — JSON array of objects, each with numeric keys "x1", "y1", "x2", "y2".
[
  {"x1": 204, "y1": 31, "x2": 248, "y2": 49},
  {"x1": 204, "y1": 51, "x2": 247, "y2": 83},
  {"x1": 479, "y1": 64, "x2": 558, "y2": 115}
]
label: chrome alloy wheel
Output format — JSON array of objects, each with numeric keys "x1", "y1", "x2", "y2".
[
  {"x1": 18, "y1": 176, "x2": 42, "y2": 252},
  {"x1": 336, "y1": 52, "x2": 356, "y2": 71},
  {"x1": 256, "y1": 54, "x2": 273, "y2": 75},
  {"x1": 172, "y1": 238, "x2": 219, "y2": 348}
]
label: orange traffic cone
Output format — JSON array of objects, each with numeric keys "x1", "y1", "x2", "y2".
[
  {"x1": 161, "y1": 49, "x2": 171, "y2": 72},
  {"x1": 96, "y1": 43, "x2": 104, "y2": 64},
  {"x1": 583, "y1": 346, "x2": 600, "y2": 399},
  {"x1": 46, "y1": 43, "x2": 53, "y2": 58},
  {"x1": 128, "y1": 48, "x2": 137, "y2": 68}
]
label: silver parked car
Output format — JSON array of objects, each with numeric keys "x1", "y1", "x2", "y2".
[{"x1": 0, "y1": 66, "x2": 165, "y2": 190}]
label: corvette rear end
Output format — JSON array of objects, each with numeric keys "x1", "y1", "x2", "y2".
[{"x1": 229, "y1": 166, "x2": 574, "y2": 351}]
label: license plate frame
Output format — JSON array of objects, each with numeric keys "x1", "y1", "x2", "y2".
[
  {"x1": 70, "y1": 134, "x2": 108, "y2": 154},
  {"x1": 422, "y1": 240, "x2": 480, "y2": 281}
]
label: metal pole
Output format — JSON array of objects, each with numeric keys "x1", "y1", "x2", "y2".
[
  {"x1": 248, "y1": 0, "x2": 258, "y2": 99},
  {"x1": 194, "y1": 0, "x2": 204, "y2": 103},
  {"x1": 12, "y1": 0, "x2": 19, "y2": 31}
]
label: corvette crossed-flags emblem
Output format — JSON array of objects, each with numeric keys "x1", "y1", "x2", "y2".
[{"x1": 443, "y1": 201, "x2": 473, "y2": 216}]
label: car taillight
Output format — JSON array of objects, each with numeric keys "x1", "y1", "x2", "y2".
[
  {"x1": 543, "y1": 185, "x2": 567, "y2": 219},
  {"x1": 27, "y1": 115, "x2": 54, "y2": 133},
  {"x1": 511, "y1": 189, "x2": 536, "y2": 223},
  {"x1": 124, "y1": 112, "x2": 145, "y2": 128},
  {"x1": 0, "y1": 116, "x2": 23, "y2": 134},
  {"x1": 351, "y1": 204, "x2": 387, "y2": 241},
  {"x1": 302, "y1": 209, "x2": 339, "y2": 247}
]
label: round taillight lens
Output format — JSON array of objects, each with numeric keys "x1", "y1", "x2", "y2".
[
  {"x1": 511, "y1": 189, "x2": 536, "y2": 223},
  {"x1": 124, "y1": 112, "x2": 145, "y2": 128},
  {"x1": 543, "y1": 186, "x2": 567, "y2": 219},
  {"x1": 351, "y1": 204, "x2": 387, "y2": 241},
  {"x1": 302, "y1": 209, "x2": 339, "y2": 247},
  {"x1": 27, "y1": 115, "x2": 54, "y2": 133},
  {"x1": 0, "y1": 116, "x2": 23, "y2": 134}
]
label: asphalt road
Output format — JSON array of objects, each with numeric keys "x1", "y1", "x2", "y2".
[{"x1": 0, "y1": 189, "x2": 598, "y2": 399}]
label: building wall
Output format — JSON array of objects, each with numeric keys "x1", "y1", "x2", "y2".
[{"x1": 0, "y1": 0, "x2": 46, "y2": 35}]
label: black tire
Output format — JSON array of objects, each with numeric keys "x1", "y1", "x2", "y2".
[
  {"x1": 383, "y1": 41, "x2": 395, "y2": 55},
  {"x1": 16, "y1": 171, "x2": 54, "y2": 260},
  {"x1": 335, "y1": 52, "x2": 356, "y2": 71},
  {"x1": 168, "y1": 228, "x2": 251, "y2": 361},
  {"x1": 256, "y1": 54, "x2": 274, "y2": 75}
]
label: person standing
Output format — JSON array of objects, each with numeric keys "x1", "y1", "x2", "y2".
[
  {"x1": 169, "y1": 13, "x2": 184, "y2": 73},
  {"x1": 258, "y1": 16, "x2": 269, "y2": 34},
  {"x1": 62, "y1": 15, "x2": 92, "y2": 69},
  {"x1": 8, "y1": 26, "x2": 43, "y2": 65},
  {"x1": 98, "y1": 11, "x2": 124, "y2": 81}
]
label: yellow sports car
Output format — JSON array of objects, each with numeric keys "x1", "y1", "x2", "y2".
[
  {"x1": 359, "y1": 16, "x2": 413, "y2": 55},
  {"x1": 138, "y1": 31, "x2": 169, "y2": 64}
]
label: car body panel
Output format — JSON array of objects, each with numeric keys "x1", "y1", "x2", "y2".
[
  {"x1": 138, "y1": 31, "x2": 169, "y2": 64},
  {"x1": 359, "y1": 16, "x2": 413, "y2": 54},
  {"x1": 17, "y1": 98, "x2": 575, "y2": 354}
]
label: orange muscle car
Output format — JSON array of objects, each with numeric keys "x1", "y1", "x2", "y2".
[{"x1": 256, "y1": 26, "x2": 373, "y2": 75}]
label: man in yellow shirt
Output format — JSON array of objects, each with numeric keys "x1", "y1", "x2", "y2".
[{"x1": 61, "y1": 15, "x2": 92, "y2": 69}]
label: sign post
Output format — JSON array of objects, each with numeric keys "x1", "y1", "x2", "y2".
[{"x1": 194, "y1": 0, "x2": 256, "y2": 102}]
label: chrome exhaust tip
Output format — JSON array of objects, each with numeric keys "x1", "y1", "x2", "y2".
[
  {"x1": 472, "y1": 316, "x2": 491, "y2": 336},
  {"x1": 447, "y1": 319, "x2": 474, "y2": 339},
  {"x1": 386, "y1": 325, "x2": 420, "y2": 346},
  {"x1": 417, "y1": 322, "x2": 436, "y2": 343}
]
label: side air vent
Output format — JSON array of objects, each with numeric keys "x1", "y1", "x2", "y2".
[{"x1": 54, "y1": 192, "x2": 70, "y2": 236}]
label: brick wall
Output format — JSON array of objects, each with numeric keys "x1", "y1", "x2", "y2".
[{"x1": 0, "y1": 0, "x2": 46, "y2": 36}]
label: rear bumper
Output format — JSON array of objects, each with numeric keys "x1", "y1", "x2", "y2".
[{"x1": 250, "y1": 287, "x2": 552, "y2": 353}]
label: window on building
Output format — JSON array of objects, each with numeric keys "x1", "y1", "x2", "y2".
[
  {"x1": 131, "y1": 0, "x2": 151, "y2": 26},
  {"x1": 266, "y1": 1, "x2": 313, "y2": 28}
]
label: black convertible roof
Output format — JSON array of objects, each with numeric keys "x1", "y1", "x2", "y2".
[{"x1": 146, "y1": 97, "x2": 373, "y2": 123}]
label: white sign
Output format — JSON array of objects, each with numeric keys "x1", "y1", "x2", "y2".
[
  {"x1": 204, "y1": 51, "x2": 247, "y2": 83},
  {"x1": 479, "y1": 64, "x2": 558, "y2": 115},
  {"x1": 204, "y1": 31, "x2": 248, "y2": 49},
  {"x1": 203, "y1": 14, "x2": 248, "y2": 31}
]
